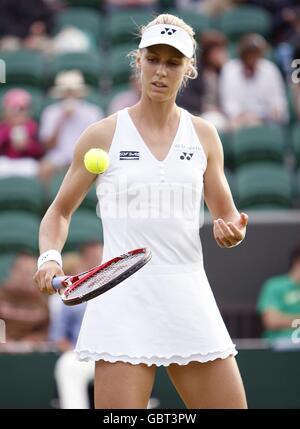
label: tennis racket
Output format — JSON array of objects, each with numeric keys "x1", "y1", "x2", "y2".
[{"x1": 52, "y1": 248, "x2": 151, "y2": 306}]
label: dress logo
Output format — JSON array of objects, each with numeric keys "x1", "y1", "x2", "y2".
[
  {"x1": 180, "y1": 152, "x2": 194, "y2": 161},
  {"x1": 120, "y1": 151, "x2": 139, "y2": 160}
]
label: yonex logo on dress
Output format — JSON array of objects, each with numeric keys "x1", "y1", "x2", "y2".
[
  {"x1": 161, "y1": 28, "x2": 177, "y2": 36},
  {"x1": 120, "y1": 151, "x2": 139, "y2": 160},
  {"x1": 180, "y1": 152, "x2": 194, "y2": 160}
]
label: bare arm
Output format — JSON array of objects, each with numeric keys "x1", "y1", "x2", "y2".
[
  {"x1": 262, "y1": 309, "x2": 300, "y2": 331},
  {"x1": 192, "y1": 117, "x2": 248, "y2": 248},
  {"x1": 34, "y1": 115, "x2": 117, "y2": 294}
]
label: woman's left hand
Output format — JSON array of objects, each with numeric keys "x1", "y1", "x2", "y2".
[{"x1": 213, "y1": 212, "x2": 248, "y2": 248}]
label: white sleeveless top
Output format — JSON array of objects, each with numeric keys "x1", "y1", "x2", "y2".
[
  {"x1": 96, "y1": 107, "x2": 206, "y2": 267},
  {"x1": 75, "y1": 108, "x2": 237, "y2": 366}
]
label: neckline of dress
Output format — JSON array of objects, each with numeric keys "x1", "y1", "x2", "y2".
[{"x1": 125, "y1": 107, "x2": 183, "y2": 164}]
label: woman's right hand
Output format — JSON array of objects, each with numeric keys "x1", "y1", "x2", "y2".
[{"x1": 33, "y1": 261, "x2": 65, "y2": 295}]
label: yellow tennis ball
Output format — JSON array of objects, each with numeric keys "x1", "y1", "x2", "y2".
[{"x1": 84, "y1": 148, "x2": 109, "y2": 174}]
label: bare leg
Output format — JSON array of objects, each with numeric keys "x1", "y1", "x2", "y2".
[
  {"x1": 166, "y1": 356, "x2": 247, "y2": 409},
  {"x1": 94, "y1": 360, "x2": 156, "y2": 409}
]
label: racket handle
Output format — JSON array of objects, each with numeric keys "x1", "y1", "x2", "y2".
[{"x1": 52, "y1": 276, "x2": 67, "y2": 290}]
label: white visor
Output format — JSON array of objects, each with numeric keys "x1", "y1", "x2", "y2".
[{"x1": 139, "y1": 24, "x2": 194, "y2": 59}]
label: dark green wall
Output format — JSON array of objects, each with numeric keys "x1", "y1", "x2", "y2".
[{"x1": 1, "y1": 348, "x2": 300, "y2": 409}]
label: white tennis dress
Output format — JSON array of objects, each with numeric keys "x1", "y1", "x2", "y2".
[{"x1": 75, "y1": 107, "x2": 237, "y2": 366}]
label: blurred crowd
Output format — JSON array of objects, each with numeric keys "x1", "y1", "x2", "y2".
[{"x1": 0, "y1": 0, "x2": 300, "y2": 401}]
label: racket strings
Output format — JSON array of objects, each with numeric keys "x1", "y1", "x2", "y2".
[{"x1": 65, "y1": 253, "x2": 142, "y2": 298}]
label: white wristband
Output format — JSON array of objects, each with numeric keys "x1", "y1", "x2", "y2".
[{"x1": 37, "y1": 250, "x2": 62, "y2": 270}]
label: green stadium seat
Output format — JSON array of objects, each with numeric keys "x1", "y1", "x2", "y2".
[
  {"x1": 47, "y1": 51, "x2": 105, "y2": 87},
  {"x1": 224, "y1": 168, "x2": 237, "y2": 201},
  {"x1": 0, "y1": 50, "x2": 45, "y2": 87},
  {"x1": 0, "y1": 212, "x2": 39, "y2": 254},
  {"x1": 168, "y1": 9, "x2": 211, "y2": 37},
  {"x1": 294, "y1": 168, "x2": 300, "y2": 200},
  {"x1": 219, "y1": 131, "x2": 234, "y2": 170},
  {"x1": 292, "y1": 125, "x2": 300, "y2": 167},
  {"x1": 111, "y1": 44, "x2": 135, "y2": 85},
  {"x1": 48, "y1": 171, "x2": 97, "y2": 212},
  {"x1": 66, "y1": 0, "x2": 104, "y2": 9},
  {"x1": 233, "y1": 125, "x2": 285, "y2": 166},
  {"x1": 66, "y1": 209, "x2": 103, "y2": 252},
  {"x1": 0, "y1": 177, "x2": 44, "y2": 215},
  {"x1": 159, "y1": 0, "x2": 175, "y2": 11},
  {"x1": 56, "y1": 7, "x2": 105, "y2": 44},
  {"x1": 0, "y1": 85, "x2": 45, "y2": 120},
  {"x1": 0, "y1": 253, "x2": 15, "y2": 283},
  {"x1": 219, "y1": 6, "x2": 272, "y2": 40},
  {"x1": 85, "y1": 91, "x2": 109, "y2": 115},
  {"x1": 109, "y1": 9, "x2": 153, "y2": 45},
  {"x1": 287, "y1": 86, "x2": 299, "y2": 126},
  {"x1": 236, "y1": 163, "x2": 293, "y2": 209}
]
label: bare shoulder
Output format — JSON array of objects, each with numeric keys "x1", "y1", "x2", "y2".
[
  {"x1": 190, "y1": 115, "x2": 222, "y2": 160},
  {"x1": 74, "y1": 113, "x2": 118, "y2": 158}
]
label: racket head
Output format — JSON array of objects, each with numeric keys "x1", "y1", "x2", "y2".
[{"x1": 60, "y1": 247, "x2": 151, "y2": 306}]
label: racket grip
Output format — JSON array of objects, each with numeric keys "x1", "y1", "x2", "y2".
[{"x1": 52, "y1": 276, "x2": 67, "y2": 290}]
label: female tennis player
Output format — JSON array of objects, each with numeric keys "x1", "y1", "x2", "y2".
[{"x1": 34, "y1": 14, "x2": 248, "y2": 409}]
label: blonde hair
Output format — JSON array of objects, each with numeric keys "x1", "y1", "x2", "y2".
[{"x1": 128, "y1": 14, "x2": 198, "y2": 87}]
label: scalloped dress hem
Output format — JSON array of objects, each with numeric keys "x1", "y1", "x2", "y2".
[{"x1": 75, "y1": 346, "x2": 238, "y2": 367}]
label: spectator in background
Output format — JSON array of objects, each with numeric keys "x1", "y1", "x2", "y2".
[
  {"x1": 108, "y1": 74, "x2": 141, "y2": 115},
  {"x1": 257, "y1": 245, "x2": 300, "y2": 343},
  {"x1": 0, "y1": 0, "x2": 55, "y2": 52},
  {"x1": 275, "y1": 7, "x2": 300, "y2": 78},
  {"x1": 49, "y1": 242, "x2": 103, "y2": 409},
  {"x1": 0, "y1": 253, "x2": 49, "y2": 346},
  {"x1": 0, "y1": 89, "x2": 43, "y2": 177},
  {"x1": 51, "y1": 26, "x2": 96, "y2": 55},
  {"x1": 177, "y1": 31, "x2": 229, "y2": 131},
  {"x1": 39, "y1": 70, "x2": 103, "y2": 182},
  {"x1": 220, "y1": 33, "x2": 289, "y2": 129},
  {"x1": 291, "y1": 45, "x2": 300, "y2": 121}
]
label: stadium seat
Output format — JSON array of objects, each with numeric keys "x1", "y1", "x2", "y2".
[
  {"x1": 0, "y1": 50, "x2": 45, "y2": 87},
  {"x1": 0, "y1": 253, "x2": 15, "y2": 284},
  {"x1": 66, "y1": 209, "x2": 103, "y2": 252},
  {"x1": 56, "y1": 7, "x2": 105, "y2": 44},
  {"x1": 219, "y1": 6, "x2": 272, "y2": 40},
  {"x1": 286, "y1": 85, "x2": 298, "y2": 126},
  {"x1": 109, "y1": 9, "x2": 153, "y2": 45},
  {"x1": 224, "y1": 168, "x2": 237, "y2": 202},
  {"x1": 236, "y1": 163, "x2": 293, "y2": 209},
  {"x1": 111, "y1": 44, "x2": 135, "y2": 85},
  {"x1": 0, "y1": 177, "x2": 44, "y2": 215},
  {"x1": 292, "y1": 125, "x2": 300, "y2": 167},
  {"x1": 48, "y1": 171, "x2": 98, "y2": 212},
  {"x1": 219, "y1": 131, "x2": 234, "y2": 170},
  {"x1": 232, "y1": 125, "x2": 285, "y2": 166},
  {"x1": 47, "y1": 51, "x2": 105, "y2": 87},
  {"x1": 0, "y1": 85, "x2": 45, "y2": 121},
  {"x1": 85, "y1": 91, "x2": 109, "y2": 115},
  {"x1": 159, "y1": 0, "x2": 175, "y2": 11},
  {"x1": 168, "y1": 9, "x2": 211, "y2": 37},
  {"x1": 66, "y1": 0, "x2": 104, "y2": 9},
  {"x1": 0, "y1": 212, "x2": 39, "y2": 254},
  {"x1": 294, "y1": 168, "x2": 300, "y2": 202}
]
